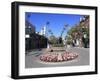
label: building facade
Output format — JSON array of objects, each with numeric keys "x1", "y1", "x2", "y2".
[
  {"x1": 25, "y1": 20, "x2": 47, "y2": 51},
  {"x1": 67, "y1": 15, "x2": 89, "y2": 48}
]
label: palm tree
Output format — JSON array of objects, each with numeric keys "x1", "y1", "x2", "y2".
[
  {"x1": 60, "y1": 24, "x2": 68, "y2": 37},
  {"x1": 48, "y1": 29, "x2": 53, "y2": 36}
]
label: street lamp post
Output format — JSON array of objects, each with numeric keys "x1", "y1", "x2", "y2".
[{"x1": 46, "y1": 22, "x2": 50, "y2": 49}]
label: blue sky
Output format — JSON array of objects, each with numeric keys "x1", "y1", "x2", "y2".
[{"x1": 25, "y1": 12, "x2": 83, "y2": 38}]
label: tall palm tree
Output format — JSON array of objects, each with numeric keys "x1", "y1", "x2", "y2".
[{"x1": 60, "y1": 24, "x2": 68, "y2": 37}]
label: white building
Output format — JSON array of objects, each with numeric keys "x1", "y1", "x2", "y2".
[{"x1": 40, "y1": 26, "x2": 47, "y2": 36}]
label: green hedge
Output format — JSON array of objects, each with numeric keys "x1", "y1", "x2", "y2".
[{"x1": 52, "y1": 44, "x2": 64, "y2": 47}]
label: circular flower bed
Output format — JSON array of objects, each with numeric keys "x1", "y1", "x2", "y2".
[{"x1": 39, "y1": 51, "x2": 78, "y2": 62}]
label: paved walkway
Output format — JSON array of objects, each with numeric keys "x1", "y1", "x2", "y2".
[{"x1": 25, "y1": 47, "x2": 89, "y2": 68}]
